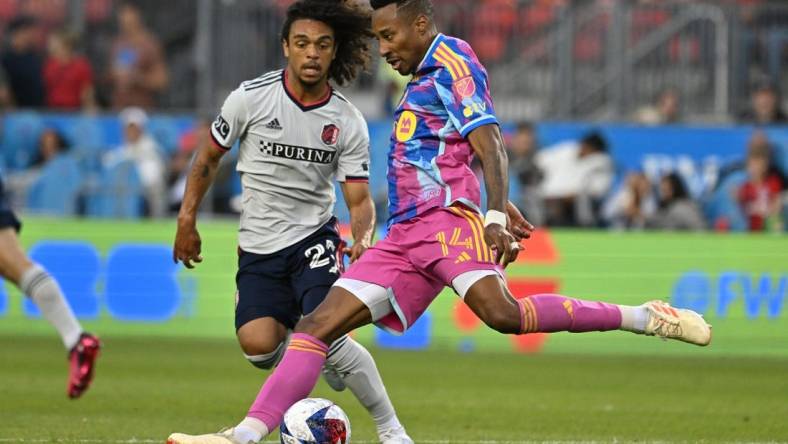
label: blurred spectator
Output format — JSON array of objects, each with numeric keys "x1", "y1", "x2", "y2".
[
  {"x1": 31, "y1": 128, "x2": 69, "y2": 167},
  {"x1": 1, "y1": 16, "x2": 45, "y2": 108},
  {"x1": 0, "y1": 66, "x2": 11, "y2": 108},
  {"x1": 738, "y1": 81, "x2": 787, "y2": 125},
  {"x1": 168, "y1": 119, "x2": 210, "y2": 213},
  {"x1": 3, "y1": 128, "x2": 69, "y2": 206},
  {"x1": 109, "y1": 2, "x2": 168, "y2": 109},
  {"x1": 537, "y1": 131, "x2": 614, "y2": 226},
  {"x1": 603, "y1": 171, "x2": 656, "y2": 230},
  {"x1": 104, "y1": 107, "x2": 166, "y2": 217},
  {"x1": 508, "y1": 122, "x2": 544, "y2": 226},
  {"x1": 647, "y1": 173, "x2": 706, "y2": 231},
  {"x1": 43, "y1": 29, "x2": 96, "y2": 111},
  {"x1": 737, "y1": 140, "x2": 784, "y2": 231},
  {"x1": 635, "y1": 88, "x2": 681, "y2": 125}
]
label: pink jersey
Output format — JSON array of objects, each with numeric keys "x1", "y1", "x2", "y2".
[{"x1": 386, "y1": 33, "x2": 499, "y2": 227}]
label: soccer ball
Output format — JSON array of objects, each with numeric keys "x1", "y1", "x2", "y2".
[{"x1": 280, "y1": 398, "x2": 351, "y2": 444}]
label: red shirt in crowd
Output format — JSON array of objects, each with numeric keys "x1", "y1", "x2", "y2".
[
  {"x1": 43, "y1": 56, "x2": 93, "y2": 110},
  {"x1": 738, "y1": 174, "x2": 783, "y2": 231}
]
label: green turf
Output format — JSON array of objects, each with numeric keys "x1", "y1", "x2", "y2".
[{"x1": 0, "y1": 335, "x2": 786, "y2": 443}]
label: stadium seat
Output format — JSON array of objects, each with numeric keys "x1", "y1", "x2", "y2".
[
  {"x1": 104, "y1": 244, "x2": 181, "y2": 321},
  {"x1": 66, "y1": 117, "x2": 107, "y2": 174},
  {"x1": 147, "y1": 117, "x2": 181, "y2": 156},
  {"x1": 1, "y1": 112, "x2": 45, "y2": 170},
  {"x1": 23, "y1": 241, "x2": 101, "y2": 319},
  {"x1": 86, "y1": 158, "x2": 144, "y2": 218},
  {"x1": 375, "y1": 312, "x2": 432, "y2": 350},
  {"x1": 25, "y1": 154, "x2": 82, "y2": 216}
]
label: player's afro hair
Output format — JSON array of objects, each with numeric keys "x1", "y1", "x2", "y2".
[{"x1": 281, "y1": 0, "x2": 374, "y2": 87}]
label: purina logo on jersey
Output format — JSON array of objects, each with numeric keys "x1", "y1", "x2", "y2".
[
  {"x1": 259, "y1": 140, "x2": 336, "y2": 164},
  {"x1": 321, "y1": 124, "x2": 340, "y2": 145}
]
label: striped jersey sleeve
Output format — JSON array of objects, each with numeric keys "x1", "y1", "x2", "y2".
[
  {"x1": 431, "y1": 41, "x2": 498, "y2": 138},
  {"x1": 336, "y1": 107, "x2": 370, "y2": 183}
]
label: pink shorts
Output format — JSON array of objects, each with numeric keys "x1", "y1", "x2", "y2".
[{"x1": 340, "y1": 205, "x2": 504, "y2": 334}]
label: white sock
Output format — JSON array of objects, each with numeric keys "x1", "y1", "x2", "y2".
[
  {"x1": 21, "y1": 264, "x2": 83, "y2": 350},
  {"x1": 618, "y1": 304, "x2": 649, "y2": 333},
  {"x1": 327, "y1": 337, "x2": 404, "y2": 435},
  {"x1": 233, "y1": 417, "x2": 267, "y2": 444}
]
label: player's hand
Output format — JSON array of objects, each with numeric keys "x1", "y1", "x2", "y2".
[
  {"x1": 484, "y1": 223, "x2": 521, "y2": 268},
  {"x1": 343, "y1": 241, "x2": 369, "y2": 264},
  {"x1": 173, "y1": 221, "x2": 203, "y2": 269},
  {"x1": 506, "y1": 201, "x2": 535, "y2": 241}
]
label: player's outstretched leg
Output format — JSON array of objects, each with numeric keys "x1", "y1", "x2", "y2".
[
  {"x1": 464, "y1": 275, "x2": 711, "y2": 346},
  {"x1": 167, "y1": 286, "x2": 372, "y2": 444},
  {"x1": 0, "y1": 228, "x2": 101, "y2": 398},
  {"x1": 327, "y1": 336, "x2": 413, "y2": 444}
]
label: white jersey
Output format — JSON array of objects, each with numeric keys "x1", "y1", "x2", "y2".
[{"x1": 211, "y1": 69, "x2": 370, "y2": 254}]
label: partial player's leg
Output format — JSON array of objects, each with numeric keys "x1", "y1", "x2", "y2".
[
  {"x1": 0, "y1": 226, "x2": 100, "y2": 398},
  {"x1": 461, "y1": 274, "x2": 711, "y2": 345},
  {"x1": 425, "y1": 206, "x2": 711, "y2": 346},
  {"x1": 301, "y1": 281, "x2": 412, "y2": 444},
  {"x1": 168, "y1": 286, "x2": 373, "y2": 444}
]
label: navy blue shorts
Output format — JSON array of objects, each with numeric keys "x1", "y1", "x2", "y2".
[
  {"x1": 235, "y1": 218, "x2": 345, "y2": 330},
  {"x1": 0, "y1": 177, "x2": 21, "y2": 233}
]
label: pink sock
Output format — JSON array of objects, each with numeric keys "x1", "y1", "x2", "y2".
[
  {"x1": 246, "y1": 333, "x2": 328, "y2": 432},
  {"x1": 518, "y1": 294, "x2": 622, "y2": 333}
]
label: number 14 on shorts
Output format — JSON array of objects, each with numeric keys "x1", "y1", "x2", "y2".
[{"x1": 436, "y1": 228, "x2": 474, "y2": 263}]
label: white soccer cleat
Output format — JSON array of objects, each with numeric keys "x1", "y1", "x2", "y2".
[
  {"x1": 379, "y1": 426, "x2": 414, "y2": 444},
  {"x1": 167, "y1": 428, "x2": 252, "y2": 444},
  {"x1": 643, "y1": 300, "x2": 712, "y2": 346},
  {"x1": 321, "y1": 363, "x2": 346, "y2": 392}
]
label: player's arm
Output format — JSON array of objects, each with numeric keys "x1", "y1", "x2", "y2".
[
  {"x1": 173, "y1": 143, "x2": 226, "y2": 268},
  {"x1": 467, "y1": 124, "x2": 520, "y2": 267},
  {"x1": 174, "y1": 87, "x2": 247, "y2": 268},
  {"x1": 340, "y1": 182, "x2": 375, "y2": 263}
]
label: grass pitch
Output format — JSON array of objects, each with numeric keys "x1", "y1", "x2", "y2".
[{"x1": 0, "y1": 334, "x2": 786, "y2": 443}]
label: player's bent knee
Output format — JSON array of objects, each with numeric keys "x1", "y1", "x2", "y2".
[{"x1": 243, "y1": 340, "x2": 286, "y2": 370}]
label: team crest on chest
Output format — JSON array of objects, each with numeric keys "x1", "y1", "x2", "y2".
[
  {"x1": 453, "y1": 76, "x2": 476, "y2": 99},
  {"x1": 321, "y1": 124, "x2": 340, "y2": 146}
]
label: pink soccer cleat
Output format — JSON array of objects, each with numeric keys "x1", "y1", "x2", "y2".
[{"x1": 67, "y1": 333, "x2": 101, "y2": 399}]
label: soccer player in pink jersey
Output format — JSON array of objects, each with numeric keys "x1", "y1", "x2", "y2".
[{"x1": 169, "y1": 1, "x2": 711, "y2": 442}]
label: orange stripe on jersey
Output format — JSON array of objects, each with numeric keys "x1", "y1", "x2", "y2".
[
  {"x1": 432, "y1": 50, "x2": 459, "y2": 80},
  {"x1": 439, "y1": 43, "x2": 471, "y2": 77},
  {"x1": 434, "y1": 46, "x2": 465, "y2": 80}
]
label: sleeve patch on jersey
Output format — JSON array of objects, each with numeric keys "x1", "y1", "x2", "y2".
[
  {"x1": 213, "y1": 115, "x2": 231, "y2": 139},
  {"x1": 453, "y1": 76, "x2": 476, "y2": 99}
]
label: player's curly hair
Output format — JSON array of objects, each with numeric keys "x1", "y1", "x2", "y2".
[{"x1": 281, "y1": 0, "x2": 374, "y2": 87}]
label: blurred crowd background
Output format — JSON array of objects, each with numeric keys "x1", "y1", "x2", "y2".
[{"x1": 0, "y1": 0, "x2": 786, "y2": 232}]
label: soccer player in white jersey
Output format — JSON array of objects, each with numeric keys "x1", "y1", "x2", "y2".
[{"x1": 170, "y1": 1, "x2": 411, "y2": 443}]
